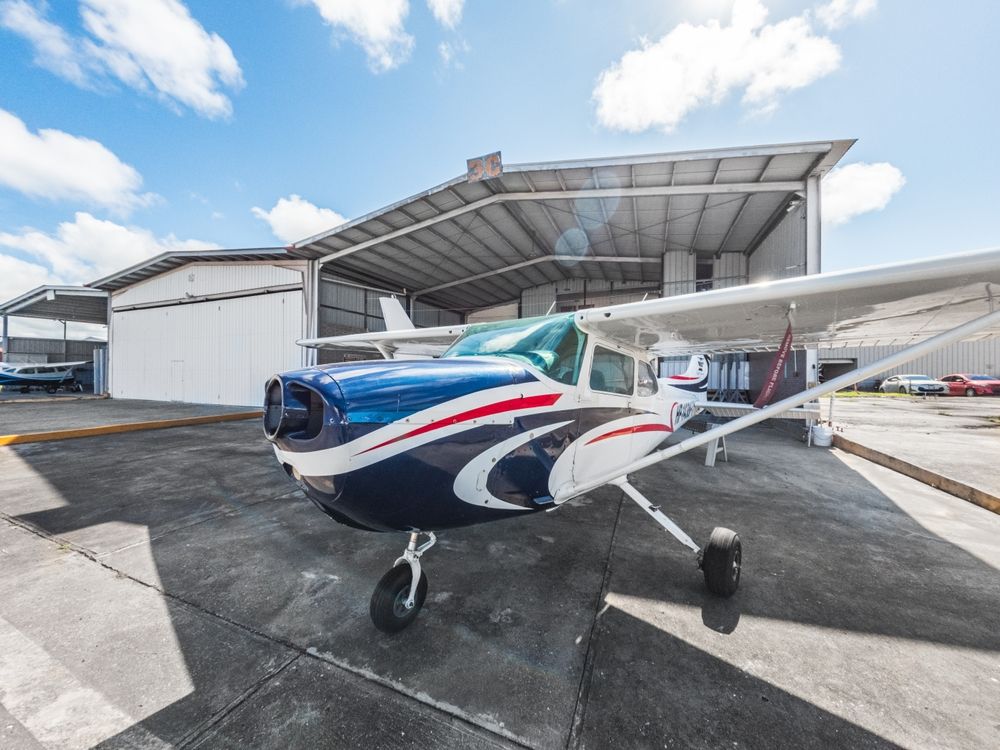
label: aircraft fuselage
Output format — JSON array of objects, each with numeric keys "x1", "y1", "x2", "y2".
[{"x1": 265, "y1": 350, "x2": 705, "y2": 532}]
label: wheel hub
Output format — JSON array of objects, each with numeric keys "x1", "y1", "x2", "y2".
[{"x1": 392, "y1": 587, "x2": 413, "y2": 617}]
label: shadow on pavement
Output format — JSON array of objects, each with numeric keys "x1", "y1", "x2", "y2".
[{"x1": 1, "y1": 422, "x2": 998, "y2": 748}]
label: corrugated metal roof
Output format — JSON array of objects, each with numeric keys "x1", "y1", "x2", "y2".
[
  {"x1": 296, "y1": 140, "x2": 854, "y2": 311},
  {"x1": 0, "y1": 286, "x2": 109, "y2": 324},
  {"x1": 88, "y1": 247, "x2": 304, "y2": 292}
]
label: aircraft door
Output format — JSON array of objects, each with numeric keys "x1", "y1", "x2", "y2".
[{"x1": 570, "y1": 344, "x2": 640, "y2": 485}]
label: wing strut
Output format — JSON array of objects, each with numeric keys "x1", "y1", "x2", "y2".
[
  {"x1": 557, "y1": 306, "x2": 1000, "y2": 503},
  {"x1": 613, "y1": 479, "x2": 700, "y2": 553}
]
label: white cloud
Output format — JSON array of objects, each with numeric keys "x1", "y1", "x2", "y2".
[
  {"x1": 0, "y1": 0, "x2": 244, "y2": 119},
  {"x1": 822, "y1": 162, "x2": 905, "y2": 226},
  {"x1": 0, "y1": 0, "x2": 90, "y2": 85},
  {"x1": 816, "y1": 0, "x2": 876, "y2": 30},
  {"x1": 5, "y1": 315, "x2": 108, "y2": 339},
  {"x1": 438, "y1": 38, "x2": 469, "y2": 68},
  {"x1": 0, "y1": 108, "x2": 153, "y2": 213},
  {"x1": 0, "y1": 212, "x2": 220, "y2": 289},
  {"x1": 0, "y1": 253, "x2": 51, "y2": 304},
  {"x1": 298, "y1": 0, "x2": 413, "y2": 73},
  {"x1": 593, "y1": 0, "x2": 843, "y2": 133},
  {"x1": 427, "y1": 0, "x2": 463, "y2": 29},
  {"x1": 252, "y1": 194, "x2": 347, "y2": 244}
]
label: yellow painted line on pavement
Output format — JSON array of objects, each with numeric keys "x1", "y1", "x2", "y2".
[{"x1": 0, "y1": 411, "x2": 260, "y2": 445}]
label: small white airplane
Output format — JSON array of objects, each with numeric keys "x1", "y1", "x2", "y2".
[
  {"x1": 263, "y1": 248, "x2": 1000, "y2": 632},
  {"x1": 0, "y1": 361, "x2": 88, "y2": 393}
]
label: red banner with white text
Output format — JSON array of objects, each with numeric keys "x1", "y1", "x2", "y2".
[{"x1": 753, "y1": 324, "x2": 794, "y2": 408}]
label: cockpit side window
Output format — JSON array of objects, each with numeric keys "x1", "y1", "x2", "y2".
[
  {"x1": 590, "y1": 346, "x2": 635, "y2": 396},
  {"x1": 637, "y1": 360, "x2": 658, "y2": 396},
  {"x1": 549, "y1": 324, "x2": 587, "y2": 385}
]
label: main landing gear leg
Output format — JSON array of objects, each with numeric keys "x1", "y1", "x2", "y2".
[
  {"x1": 369, "y1": 531, "x2": 436, "y2": 633},
  {"x1": 614, "y1": 479, "x2": 741, "y2": 597}
]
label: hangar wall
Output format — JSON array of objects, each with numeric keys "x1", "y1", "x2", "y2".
[
  {"x1": 821, "y1": 340, "x2": 1000, "y2": 382},
  {"x1": 3, "y1": 337, "x2": 105, "y2": 365},
  {"x1": 520, "y1": 278, "x2": 656, "y2": 317},
  {"x1": 110, "y1": 263, "x2": 307, "y2": 406},
  {"x1": 748, "y1": 205, "x2": 806, "y2": 283},
  {"x1": 315, "y1": 277, "x2": 461, "y2": 364}
]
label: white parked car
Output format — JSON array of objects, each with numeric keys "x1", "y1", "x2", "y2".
[{"x1": 879, "y1": 374, "x2": 949, "y2": 395}]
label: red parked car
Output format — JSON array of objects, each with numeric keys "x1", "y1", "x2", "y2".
[{"x1": 939, "y1": 373, "x2": 1000, "y2": 396}]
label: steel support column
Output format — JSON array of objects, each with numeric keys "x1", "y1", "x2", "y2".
[{"x1": 805, "y1": 175, "x2": 822, "y2": 388}]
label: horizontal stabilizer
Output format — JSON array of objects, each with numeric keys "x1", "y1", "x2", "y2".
[
  {"x1": 297, "y1": 324, "x2": 468, "y2": 358},
  {"x1": 696, "y1": 401, "x2": 820, "y2": 420}
]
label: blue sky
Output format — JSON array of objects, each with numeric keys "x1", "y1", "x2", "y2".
[{"x1": 1, "y1": 0, "x2": 999, "y2": 336}]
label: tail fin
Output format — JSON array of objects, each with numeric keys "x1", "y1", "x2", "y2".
[
  {"x1": 663, "y1": 354, "x2": 711, "y2": 393},
  {"x1": 379, "y1": 297, "x2": 415, "y2": 331}
]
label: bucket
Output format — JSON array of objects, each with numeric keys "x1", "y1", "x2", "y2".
[{"x1": 811, "y1": 424, "x2": 833, "y2": 447}]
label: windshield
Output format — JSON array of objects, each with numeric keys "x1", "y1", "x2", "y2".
[
  {"x1": 443, "y1": 314, "x2": 587, "y2": 384},
  {"x1": 905, "y1": 375, "x2": 933, "y2": 381}
]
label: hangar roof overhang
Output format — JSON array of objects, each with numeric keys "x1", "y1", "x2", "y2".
[
  {"x1": 295, "y1": 139, "x2": 854, "y2": 312},
  {"x1": 0, "y1": 285, "x2": 109, "y2": 325},
  {"x1": 89, "y1": 247, "x2": 298, "y2": 292}
]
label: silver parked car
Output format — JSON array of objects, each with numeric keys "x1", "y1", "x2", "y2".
[{"x1": 879, "y1": 374, "x2": 949, "y2": 395}]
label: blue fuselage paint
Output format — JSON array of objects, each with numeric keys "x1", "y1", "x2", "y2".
[{"x1": 266, "y1": 358, "x2": 641, "y2": 532}]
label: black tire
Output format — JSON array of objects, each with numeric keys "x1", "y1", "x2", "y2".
[
  {"x1": 965, "y1": 387, "x2": 975, "y2": 397},
  {"x1": 46, "y1": 386, "x2": 57, "y2": 394},
  {"x1": 702, "y1": 527, "x2": 741, "y2": 597},
  {"x1": 902, "y1": 386, "x2": 910, "y2": 395},
  {"x1": 370, "y1": 565, "x2": 428, "y2": 633}
]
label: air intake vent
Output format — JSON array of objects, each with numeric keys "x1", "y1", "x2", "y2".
[
  {"x1": 263, "y1": 377, "x2": 325, "y2": 441},
  {"x1": 263, "y1": 378, "x2": 283, "y2": 438}
]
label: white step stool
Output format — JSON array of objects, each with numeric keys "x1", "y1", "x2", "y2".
[{"x1": 704, "y1": 431, "x2": 728, "y2": 467}]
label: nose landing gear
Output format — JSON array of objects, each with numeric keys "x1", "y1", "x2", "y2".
[{"x1": 370, "y1": 531, "x2": 436, "y2": 633}]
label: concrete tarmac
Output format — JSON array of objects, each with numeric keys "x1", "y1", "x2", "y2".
[
  {"x1": 0, "y1": 398, "x2": 254, "y2": 434},
  {"x1": 1, "y1": 400, "x2": 998, "y2": 748},
  {"x1": 828, "y1": 396, "x2": 1000, "y2": 499}
]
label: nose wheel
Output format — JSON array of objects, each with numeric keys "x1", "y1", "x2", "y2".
[{"x1": 370, "y1": 531, "x2": 435, "y2": 633}]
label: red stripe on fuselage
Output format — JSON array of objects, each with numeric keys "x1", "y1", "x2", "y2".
[
  {"x1": 356, "y1": 392, "x2": 563, "y2": 455},
  {"x1": 585, "y1": 423, "x2": 671, "y2": 445},
  {"x1": 668, "y1": 375, "x2": 699, "y2": 381}
]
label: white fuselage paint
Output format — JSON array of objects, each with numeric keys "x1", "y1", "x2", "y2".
[{"x1": 274, "y1": 343, "x2": 706, "y2": 513}]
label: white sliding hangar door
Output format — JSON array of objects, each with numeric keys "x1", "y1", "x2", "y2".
[{"x1": 109, "y1": 262, "x2": 307, "y2": 406}]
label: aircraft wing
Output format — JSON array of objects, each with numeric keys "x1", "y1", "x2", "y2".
[
  {"x1": 576, "y1": 248, "x2": 1000, "y2": 355},
  {"x1": 297, "y1": 324, "x2": 468, "y2": 358}
]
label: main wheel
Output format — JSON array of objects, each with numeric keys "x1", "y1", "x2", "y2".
[
  {"x1": 965, "y1": 387, "x2": 975, "y2": 397},
  {"x1": 370, "y1": 565, "x2": 428, "y2": 633},
  {"x1": 702, "y1": 527, "x2": 741, "y2": 597}
]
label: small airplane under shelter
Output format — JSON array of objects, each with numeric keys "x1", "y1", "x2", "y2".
[
  {"x1": 263, "y1": 248, "x2": 1000, "y2": 632},
  {"x1": 0, "y1": 361, "x2": 88, "y2": 393}
]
